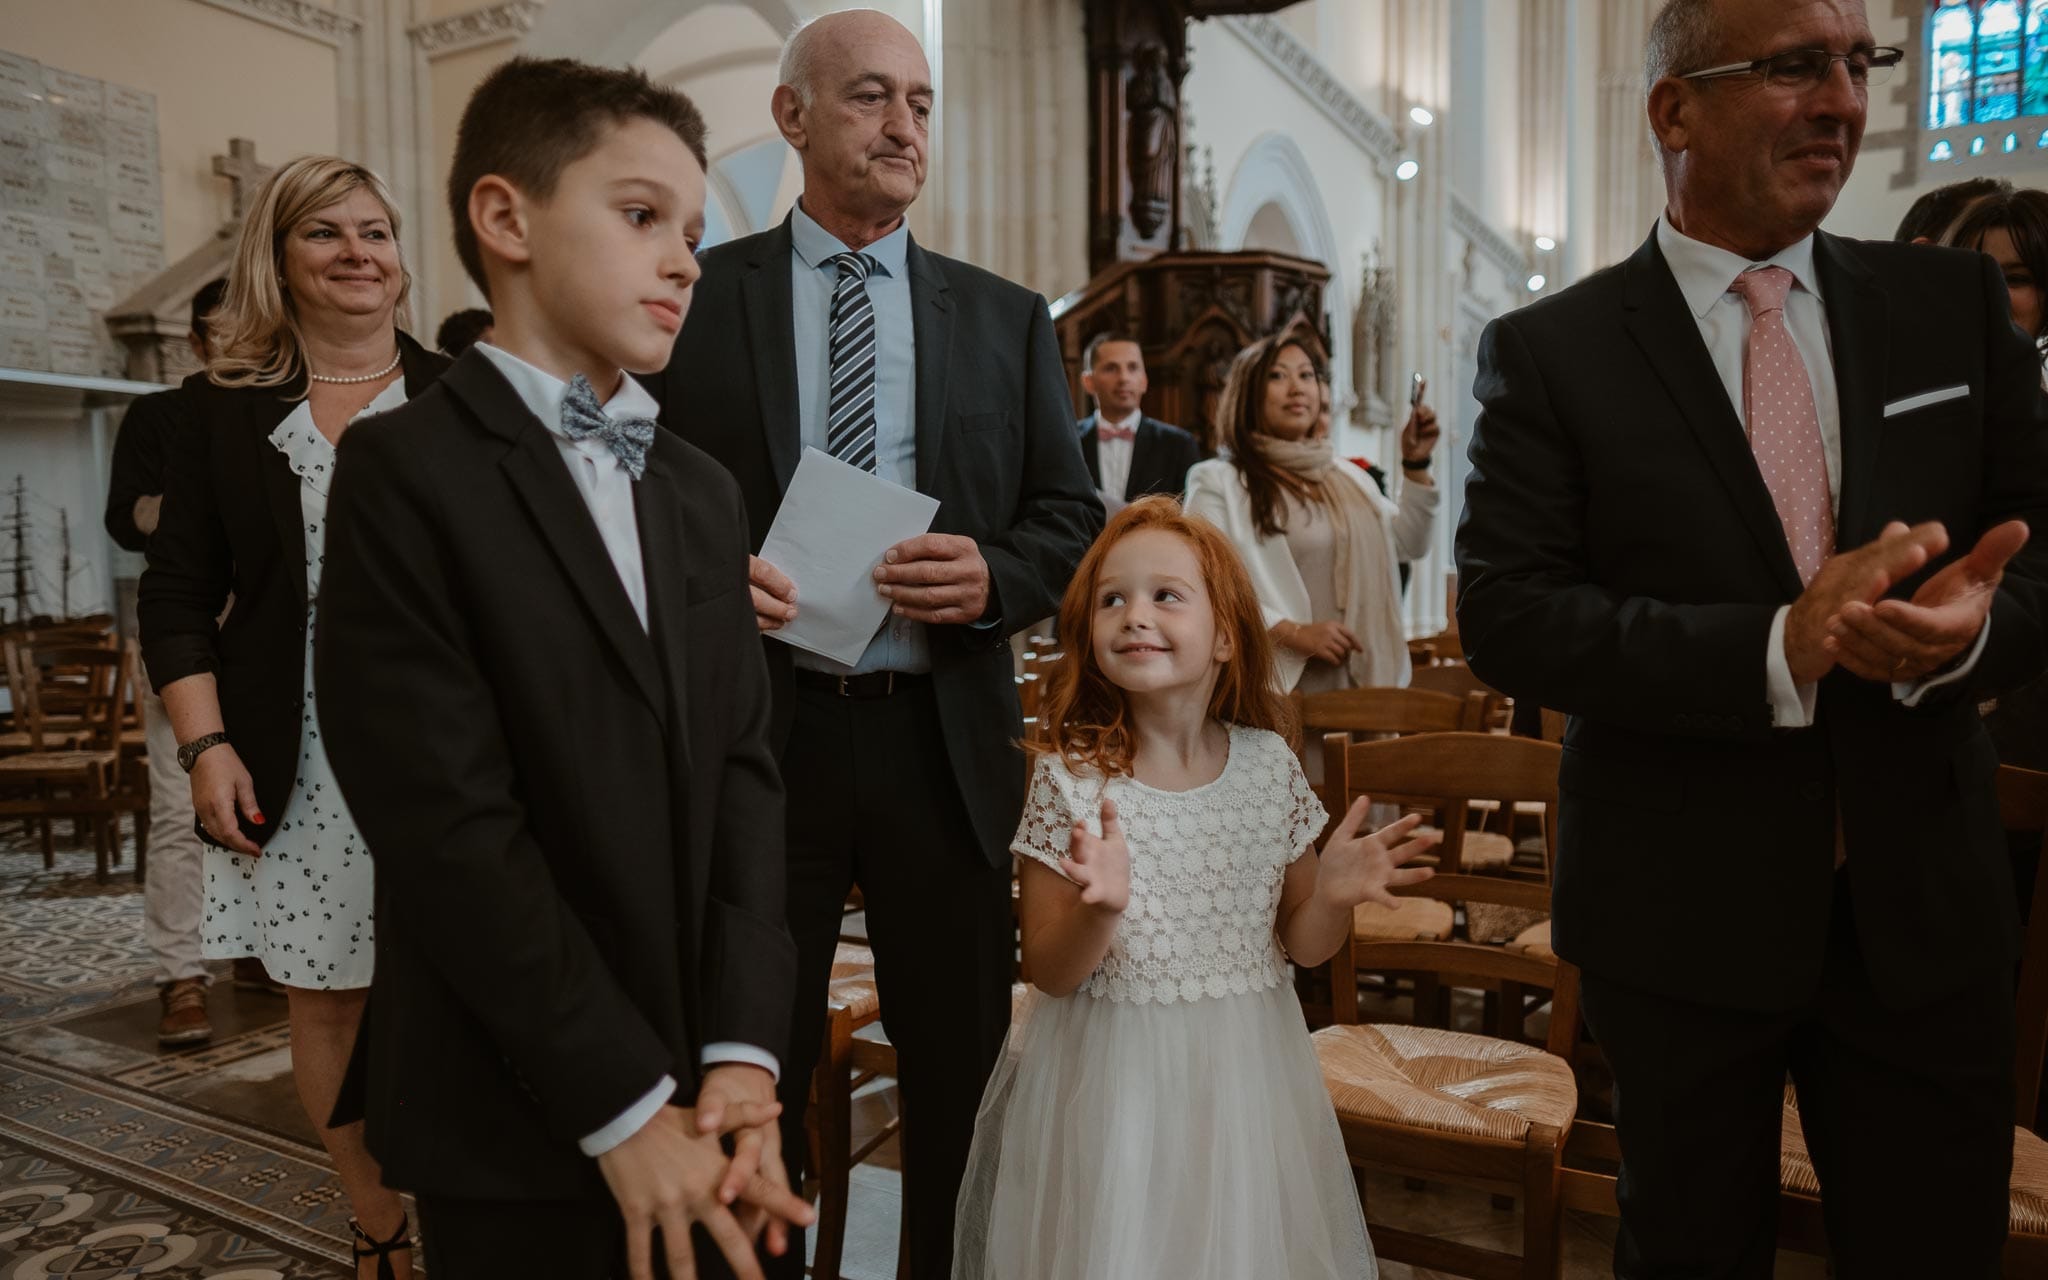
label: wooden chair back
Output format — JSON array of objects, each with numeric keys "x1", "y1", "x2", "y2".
[
  {"x1": 1295, "y1": 685, "x2": 1489, "y2": 744},
  {"x1": 21, "y1": 646, "x2": 124, "y2": 751},
  {"x1": 1015, "y1": 636, "x2": 1064, "y2": 746},
  {"x1": 1405, "y1": 662, "x2": 1511, "y2": 729},
  {"x1": 1331, "y1": 730, "x2": 1557, "y2": 874},
  {"x1": 1326, "y1": 731, "x2": 1576, "y2": 1050}
]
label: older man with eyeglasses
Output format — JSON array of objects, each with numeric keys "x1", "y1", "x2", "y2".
[{"x1": 1456, "y1": 0, "x2": 2048, "y2": 1274}]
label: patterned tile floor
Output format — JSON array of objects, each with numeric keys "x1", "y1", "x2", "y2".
[{"x1": 0, "y1": 831, "x2": 1833, "y2": 1280}]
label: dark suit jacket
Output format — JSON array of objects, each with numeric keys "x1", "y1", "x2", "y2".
[
  {"x1": 315, "y1": 350, "x2": 796, "y2": 1199},
  {"x1": 653, "y1": 215, "x2": 1102, "y2": 866},
  {"x1": 1456, "y1": 229, "x2": 2048, "y2": 1012},
  {"x1": 138, "y1": 333, "x2": 447, "y2": 846},
  {"x1": 104, "y1": 388, "x2": 192, "y2": 553},
  {"x1": 1077, "y1": 413, "x2": 1203, "y2": 501}
]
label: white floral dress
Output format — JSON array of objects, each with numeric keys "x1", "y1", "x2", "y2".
[
  {"x1": 200, "y1": 380, "x2": 406, "y2": 990},
  {"x1": 953, "y1": 725, "x2": 1376, "y2": 1279}
]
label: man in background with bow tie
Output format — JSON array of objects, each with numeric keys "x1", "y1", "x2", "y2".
[
  {"x1": 1456, "y1": 0, "x2": 2048, "y2": 1274},
  {"x1": 1076, "y1": 332, "x2": 1202, "y2": 515}
]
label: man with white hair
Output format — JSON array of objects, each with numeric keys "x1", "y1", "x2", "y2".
[
  {"x1": 1457, "y1": 1, "x2": 2048, "y2": 1273},
  {"x1": 655, "y1": 10, "x2": 1100, "y2": 1277}
]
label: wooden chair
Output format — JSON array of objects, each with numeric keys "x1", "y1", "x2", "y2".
[
  {"x1": 1313, "y1": 730, "x2": 1578, "y2": 1279},
  {"x1": 1288, "y1": 688, "x2": 1506, "y2": 1021},
  {"x1": 0, "y1": 645, "x2": 127, "y2": 878},
  {"x1": 1294, "y1": 685, "x2": 1489, "y2": 820},
  {"x1": 1558, "y1": 764, "x2": 2048, "y2": 1275},
  {"x1": 1408, "y1": 663, "x2": 1512, "y2": 731},
  {"x1": 808, "y1": 942, "x2": 895, "y2": 1280},
  {"x1": 808, "y1": 942, "x2": 1029, "y2": 1280},
  {"x1": 1015, "y1": 636, "x2": 1063, "y2": 746}
]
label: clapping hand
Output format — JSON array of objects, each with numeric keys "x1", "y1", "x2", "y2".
[
  {"x1": 1825, "y1": 519, "x2": 2029, "y2": 683},
  {"x1": 1062, "y1": 796, "x2": 1131, "y2": 913},
  {"x1": 1314, "y1": 800, "x2": 1437, "y2": 911}
]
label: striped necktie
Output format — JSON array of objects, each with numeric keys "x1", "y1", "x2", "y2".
[{"x1": 826, "y1": 251, "x2": 880, "y2": 471}]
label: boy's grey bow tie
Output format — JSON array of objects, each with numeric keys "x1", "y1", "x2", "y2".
[{"x1": 559, "y1": 373, "x2": 654, "y2": 480}]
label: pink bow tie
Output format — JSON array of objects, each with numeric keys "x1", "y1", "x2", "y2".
[{"x1": 1097, "y1": 421, "x2": 1136, "y2": 442}]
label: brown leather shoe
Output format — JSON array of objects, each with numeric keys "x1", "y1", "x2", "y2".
[
  {"x1": 231, "y1": 956, "x2": 286, "y2": 993},
  {"x1": 157, "y1": 977, "x2": 212, "y2": 1047}
]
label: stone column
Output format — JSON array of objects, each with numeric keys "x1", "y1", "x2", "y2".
[
  {"x1": 918, "y1": 0, "x2": 1087, "y2": 299},
  {"x1": 1594, "y1": 0, "x2": 1661, "y2": 271},
  {"x1": 1388, "y1": 0, "x2": 1452, "y2": 640}
]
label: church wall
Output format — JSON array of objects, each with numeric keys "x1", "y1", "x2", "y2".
[
  {"x1": 1188, "y1": 17, "x2": 1393, "y2": 450},
  {"x1": 1810, "y1": 4, "x2": 2048, "y2": 245},
  {"x1": 0, "y1": 0, "x2": 340, "y2": 266},
  {"x1": 422, "y1": 41, "x2": 507, "y2": 320}
]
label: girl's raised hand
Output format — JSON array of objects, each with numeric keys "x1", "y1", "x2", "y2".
[
  {"x1": 1316, "y1": 798, "x2": 1436, "y2": 911},
  {"x1": 1063, "y1": 796, "x2": 1132, "y2": 913}
]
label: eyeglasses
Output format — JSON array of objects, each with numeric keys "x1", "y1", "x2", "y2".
[{"x1": 1680, "y1": 47, "x2": 1905, "y2": 89}]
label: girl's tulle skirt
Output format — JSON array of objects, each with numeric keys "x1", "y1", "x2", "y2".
[{"x1": 953, "y1": 982, "x2": 1377, "y2": 1280}]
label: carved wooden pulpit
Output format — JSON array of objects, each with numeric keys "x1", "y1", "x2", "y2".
[{"x1": 1063, "y1": 0, "x2": 1330, "y2": 444}]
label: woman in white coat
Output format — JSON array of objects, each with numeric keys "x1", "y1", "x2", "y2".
[{"x1": 1185, "y1": 328, "x2": 1440, "y2": 694}]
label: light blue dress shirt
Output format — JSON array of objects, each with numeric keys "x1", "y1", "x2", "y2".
[{"x1": 788, "y1": 201, "x2": 929, "y2": 676}]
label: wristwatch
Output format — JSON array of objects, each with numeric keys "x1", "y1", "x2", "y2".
[
  {"x1": 1400, "y1": 456, "x2": 1432, "y2": 471},
  {"x1": 176, "y1": 731, "x2": 229, "y2": 773}
]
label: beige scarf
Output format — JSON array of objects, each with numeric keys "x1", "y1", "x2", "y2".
[{"x1": 1250, "y1": 434, "x2": 1389, "y2": 687}]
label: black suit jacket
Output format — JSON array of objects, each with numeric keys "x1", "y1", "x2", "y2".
[
  {"x1": 138, "y1": 333, "x2": 448, "y2": 845},
  {"x1": 314, "y1": 350, "x2": 796, "y2": 1199},
  {"x1": 1456, "y1": 229, "x2": 2048, "y2": 1012},
  {"x1": 1077, "y1": 413, "x2": 1203, "y2": 501},
  {"x1": 104, "y1": 388, "x2": 193, "y2": 553},
  {"x1": 654, "y1": 215, "x2": 1102, "y2": 866}
]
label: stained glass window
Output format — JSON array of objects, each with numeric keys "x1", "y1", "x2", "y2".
[{"x1": 1931, "y1": 0, "x2": 2048, "y2": 126}]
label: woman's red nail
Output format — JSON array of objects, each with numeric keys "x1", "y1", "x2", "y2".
[{"x1": 250, "y1": 812, "x2": 265, "y2": 823}]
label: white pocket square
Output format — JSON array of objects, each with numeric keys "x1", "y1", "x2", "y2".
[{"x1": 1882, "y1": 384, "x2": 1970, "y2": 418}]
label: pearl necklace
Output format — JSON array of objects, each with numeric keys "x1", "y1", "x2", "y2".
[{"x1": 307, "y1": 348, "x2": 402, "y2": 385}]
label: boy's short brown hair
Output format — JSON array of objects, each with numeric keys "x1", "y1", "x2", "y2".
[{"x1": 449, "y1": 57, "x2": 708, "y2": 297}]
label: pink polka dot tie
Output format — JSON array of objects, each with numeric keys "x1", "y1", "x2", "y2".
[{"x1": 1731, "y1": 266, "x2": 1835, "y2": 587}]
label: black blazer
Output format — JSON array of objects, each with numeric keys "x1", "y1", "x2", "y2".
[
  {"x1": 138, "y1": 332, "x2": 447, "y2": 846},
  {"x1": 1456, "y1": 229, "x2": 2048, "y2": 1013},
  {"x1": 315, "y1": 351, "x2": 796, "y2": 1199},
  {"x1": 654, "y1": 215, "x2": 1103, "y2": 866},
  {"x1": 1077, "y1": 413, "x2": 1203, "y2": 502},
  {"x1": 104, "y1": 388, "x2": 193, "y2": 553}
]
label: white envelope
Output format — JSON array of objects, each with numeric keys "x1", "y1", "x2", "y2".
[{"x1": 757, "y1": 447, "x2": 941, "y2": 666}]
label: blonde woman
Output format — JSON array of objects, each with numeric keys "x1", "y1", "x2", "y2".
[
  {"x1": 139, "y1": 155, "x2": 446, "y2": 1279},
  {"x1": 1184, "y1": 329, "x2": 1440, "y2": 694}
]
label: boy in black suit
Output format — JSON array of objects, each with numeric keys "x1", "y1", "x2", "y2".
[{"x1": 316, "y1": 58, "x2": 810, "y2": 1280}]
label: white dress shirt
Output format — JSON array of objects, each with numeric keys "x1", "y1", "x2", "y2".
[
  {"x1": 1092, "y1": 407, "x2": 1142, "y2": 504},
  {"x1": 473, "y1": 343, "x2": 781, "y2": 1157},
  {"x1": 1653, "y1": 216, "x2": 1986, "y2": 727}
]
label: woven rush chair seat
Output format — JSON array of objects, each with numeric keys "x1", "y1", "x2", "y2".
[
  {"x1": 1353, "y1": 896, "x2": 1455, "y2": 942},
  {"x1": 1312, "y1": 1022, "x2": 1578, "y2": 1143},
  {"x1": 0, "y1": 750, "x2": 114, "y2": 774},
  {"x1": 1414, "y1": 824, "x2": 1514, "y2": 872},
  {"x1": 829, "y1": 942, "x2": 879, "y2": 1023},
  {"x1": 1778, "y1": 1087, "x2": 2048, "y2": 1234},
  {"x1": 1504, "y1": 918, "x2": 1555, "y2": 962},
  {"x1": 1466, "y1": 901, "x2": 1548, "y2": 946}
]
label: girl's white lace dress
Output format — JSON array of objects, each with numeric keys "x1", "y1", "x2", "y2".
[{"x1": 953, "y1": 724, "x2": 1376, "y2": 1280}]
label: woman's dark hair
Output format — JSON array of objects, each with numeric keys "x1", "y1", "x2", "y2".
[
  {"x1": 1215, "y1": 325, "x2": 1327, "y2": 538},
  {"x1": 1894, "y1": 177, "x2": 2012, "y2": 244},
  {"x1": 1946, "y1": 187, "x2": 2048, "y2": 342}
]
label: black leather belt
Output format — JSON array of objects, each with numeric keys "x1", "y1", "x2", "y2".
[{"x1": 794, "y1": 668, "x2": 931, "y2": 698}]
